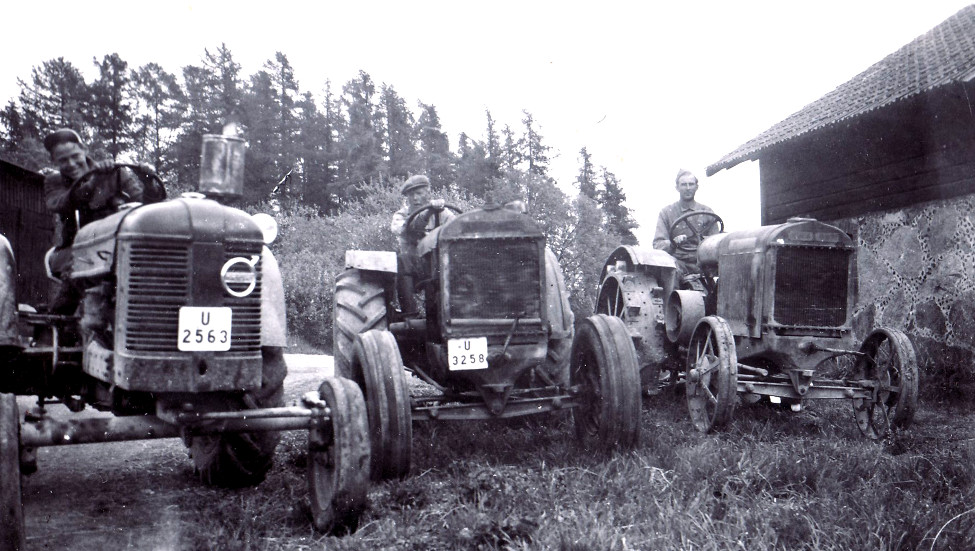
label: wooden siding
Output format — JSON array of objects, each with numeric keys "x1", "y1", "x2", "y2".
[
  {"x1": 759, "y1": 82, "x2": 975, "y2": 224},
  {"x1": 0, "y1": 161, "x2": 54, "y2": 306}
]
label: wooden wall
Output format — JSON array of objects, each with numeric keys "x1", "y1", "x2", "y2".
[
  {"x1": 0, "y1": 161, "x2": 54, "y2": 306},
  {"x1": 759, "y1": 82, "x2": 975, "y2": 225}
]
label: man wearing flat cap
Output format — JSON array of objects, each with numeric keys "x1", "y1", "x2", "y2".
[
  {"x1": 42, "y1": 128, "x2": 145, "y2": 312},
  {"x1": 389, "y1": 174, "x2": 455, "y2": 315},
  {"x1": 652, "y1": 169, "x2": 720, "y2": 279}
]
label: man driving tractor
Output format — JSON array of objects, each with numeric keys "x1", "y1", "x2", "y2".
[
  {"x1": 652, "y1": 168, "x2": 721, "y2": 279},
  {"x1": 42, "y1": 128, "x2": 145, "y2": 313},
  {"x1": 389, "y1": 174, "x2": 455, "y2": 315}
]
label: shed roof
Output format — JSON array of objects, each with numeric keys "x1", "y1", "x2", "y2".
[{"x1": 707, "y1": 5, "x2": 975, "y2": 176}]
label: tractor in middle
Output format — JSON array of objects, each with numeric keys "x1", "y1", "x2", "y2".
[{"x1": 334, "y1": 201, "x2": 642, "y2": 481}]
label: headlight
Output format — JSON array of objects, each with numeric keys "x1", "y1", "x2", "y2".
[{"x1": 252, "y1": 213, "x2": 278, "y2": 244}]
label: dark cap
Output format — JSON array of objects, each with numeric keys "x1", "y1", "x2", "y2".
[
  {"x1": 43, "y1": 128, "x2": 83, "y2": 153},
  {"x1": 400, "y1": 174, "x2": 430, "y2": 195}
]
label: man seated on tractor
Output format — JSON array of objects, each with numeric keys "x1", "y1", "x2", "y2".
[
  {"x1": 389, "y1": 174, "x2": 455, "y2": 316},
  {"x1": 652, "y1": 168, "x2": 722, "y2": 281},
  {"x1": 42, "y1": 128, "x2": 145, "y2": 314}
]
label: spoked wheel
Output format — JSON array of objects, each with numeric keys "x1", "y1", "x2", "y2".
[
  {"x1": 352, "y1": 330, "x2": 412, "y2": 481},
  {"x1": 308, "y1": 377, "x2": 370, "y2": 534},
  {"x1": 0, "y1": 393, "x2": 25, "y2": 551},
  {"x1": 571, "y1": 315, "x2": 642, "y2": 451},
  {"x1": 685, "y1": 316, "x2": 738, "y2": 433},
  {"x1": 852, "y1": 328, "x2": 919, "y2": 439}
]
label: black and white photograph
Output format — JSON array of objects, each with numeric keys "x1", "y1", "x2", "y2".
[{"x1": 1, "y1": 1, "x2": 974, "y2": 549}]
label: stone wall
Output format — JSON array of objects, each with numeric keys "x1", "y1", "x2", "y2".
[{"x1": 831, "y1": 194, "x2": 975, "y2": 401}]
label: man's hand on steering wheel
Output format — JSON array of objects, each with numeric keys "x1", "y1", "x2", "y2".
[
  {"x1": 405, "y1": 201, "x2": 462, "y2": 232},
  {"x1": 669, "y1": 210, "x2": 724, "y2": 253}
]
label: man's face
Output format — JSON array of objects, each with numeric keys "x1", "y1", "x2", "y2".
[
  {"x1": 676, "y1": 176, "x2": 698, "y2": 202},
  {"x1": 405, "y1": 185, "x2": 431, "y2": 210},
  {"x1": 50, "y1": 142, "x2": 88, "y2": 181}
]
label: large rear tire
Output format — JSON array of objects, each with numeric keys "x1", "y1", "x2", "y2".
[
  {"x1": 308, "y1": 377, "x2": 370, "y2": 534},
  {"x1": 852, "y1": 328, "x2": 919, "y2": 439},
  {"x1": 1, "y1": 393, "x2": 25, "y2": 551},
  {"x1": 571, "y1": 315, "x2": 642, "y2": 451},
  {"x1": 352, "y1": 330, "x2": 412, "y2": 481},
  {"x1": 189, "y1": 347, "x2": 286, "y2": 488},
  {"x1": 685, "y1": 316, "x2": 738, "y2": 433},
  {"x1": 333, "y1": 269, "x2": 389, "y2": 380}
]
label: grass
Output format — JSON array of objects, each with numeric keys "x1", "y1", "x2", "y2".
[{"x1": 154, "y1": 393, "x2": 975, "y2": 551}]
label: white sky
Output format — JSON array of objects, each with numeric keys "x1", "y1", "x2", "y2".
[{"x1": 2, "y1": 1, "x2": 972, "y2": 245}]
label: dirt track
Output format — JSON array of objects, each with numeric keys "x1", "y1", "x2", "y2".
[{"x1": 18, "y1": 355, "x2": 333, "y2": 551}]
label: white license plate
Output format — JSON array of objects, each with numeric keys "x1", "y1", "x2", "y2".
[
  {"x1": 447, "y1": 337, "x2": 489, "y2": 370},
  {"x1": 178, "y1": 307, "x2": 232, "y2": 351}
]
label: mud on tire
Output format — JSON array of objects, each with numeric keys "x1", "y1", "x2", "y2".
[{"x1": 189, "y1": 347, "x2": 287, "y2": 488}]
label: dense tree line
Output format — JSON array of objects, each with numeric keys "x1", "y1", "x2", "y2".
[{"x1": 0, "y1": 45, "x2": 639, "y2": 335}]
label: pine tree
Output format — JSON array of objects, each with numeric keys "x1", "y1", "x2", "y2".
[
  {"x1": 16, "y1": 58, "x2": 88, "y2": 141},
  {"x1": 415, "y1": 102, "x2": 453, "y2": 190},
  {"x1": 338, "y1": 70, "x2": 383, "y2": 198},
  {"x1": 576, "y1": 147, "x2": 598, "y2": 200},
  {"x1": 379, "y1": 84, "x2": 419, "y2": 181},
  {"x1": 600, "y1": 167, "x2": 639, "y2": 245},
  {"x1": 87, "y1": 53, "x2": 134, "y2": 160},
  {"x1": 130, "y1": 63, "x2": 185, "y2": 175}
]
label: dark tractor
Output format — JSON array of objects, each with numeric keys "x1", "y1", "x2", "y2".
[
  {"x1": 597, "y1": 214, "x2": 919, "y2": 436},
  {"x1": 0, "y1": 134, "x2": 369, "y2": 549},
  {"x1": 334, "y1": 201, "x2": 642, "y2": 481}
]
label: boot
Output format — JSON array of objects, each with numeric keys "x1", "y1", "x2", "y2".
[{"x1": 397, "y1": 274, "x2": 418, "y2": 317}]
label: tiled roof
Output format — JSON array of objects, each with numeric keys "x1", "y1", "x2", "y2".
[{"x1": 707, "y1": 5, "x2": 975, "y2": 176}]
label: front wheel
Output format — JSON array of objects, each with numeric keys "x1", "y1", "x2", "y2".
[
  {"x1": 308, "y1": 377, "x2": 370, "y2": 534},
  {"x1": 0, "y1": 393, "x2": 25, "y2": 551},
  {"x1": 852, "y1": 328, "x2": 919, "y2": 439},
  {"x1": 188, "y1": 347, "x2": 286, "y2": 487},
  {"x1": 685, "y1": 316, "x2": 738, "y2": 433},
  {"x1": 571, "y1": 315, "x2": 642, "y2": 451},
  {"x1": 352, "y1": 330, "x2": 412, "y2": 481}
]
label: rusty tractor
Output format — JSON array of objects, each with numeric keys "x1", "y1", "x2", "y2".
[
  {"x1": 334, "y1": 200, "x2": 642, "y2": 481},
  {"x1": 596, "y1": 214, "x2": 919, "y2": 436}
]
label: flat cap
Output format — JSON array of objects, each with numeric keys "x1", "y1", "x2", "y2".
[
  {"x1": 400, "y1": 174, "x2": 430, "y2": 194},
  {"x1": 43, "y1": 128, "x2": 83, "y2": 153}
]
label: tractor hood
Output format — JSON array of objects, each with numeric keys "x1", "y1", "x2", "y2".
[
  {"x1": 418, "y1": 205, "x2": 544, "y2": 256},
  {"x1": 72, "y1": 195, "x2": 263, "y2": 279},
  {"x1": 697, "y1": 218, "x2": 853, "y2": 273}
]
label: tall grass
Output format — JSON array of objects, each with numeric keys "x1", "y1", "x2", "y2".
[{"x1": 160, "y1": 393, "x2": 975, "y2": 550}]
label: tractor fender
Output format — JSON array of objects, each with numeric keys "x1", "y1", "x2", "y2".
[
  {"x1": 545, "y1": 248, "x2": 574, "y2": 340},
  {"x1": 0, "y1": 234, "x2": 20, "y2": 348},
  {"x1": 344, "y1": 250, "x2": 398, "y2": 273},
  {"x1": 261, "y1": 246, "x2": 287, "y2": 347},
  {"x1": 599, "y1": 245, "x2": 677, "y2": 284}
]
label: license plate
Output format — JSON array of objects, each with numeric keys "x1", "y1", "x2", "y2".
[
  {"x1": 447, "y1": 337, "x2": 488, "y2": 370},
  {"x1": 178, "y1": 307, "x2": 232, "y2": 351}
]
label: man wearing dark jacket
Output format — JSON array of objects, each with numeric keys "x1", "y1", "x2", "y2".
[{"x1": 42, "y1": 128, "x2": 144, "y2": 312}]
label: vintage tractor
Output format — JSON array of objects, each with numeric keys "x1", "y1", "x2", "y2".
[
  {"x1": 596, "y1": 214, "x2": 919, "y2": 436},
  {"x1": 0, "y1": 134, "x2": 369, "y2": 549},
  {"x1": 334, "y1": 201, "x2": 642, "y2": 481}
]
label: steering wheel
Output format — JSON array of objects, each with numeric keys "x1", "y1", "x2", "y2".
[
  {"x1": 669, "y1": 210, "x2": 724, "y2": 253},
  {"x1": 405, "y1": 203, "x2": 463, "y2": 231},
  {"x1": 68, "y1": 163, "x2": 164, "y2": 207}
]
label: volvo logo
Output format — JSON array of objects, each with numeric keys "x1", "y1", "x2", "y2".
[{"x1": 220, "y1": 255, "x2": 259, "y2": 297}]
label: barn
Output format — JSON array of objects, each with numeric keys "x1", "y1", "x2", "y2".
[
  {"x1": 707, "y1": 5, "x2": 975, "y2": 399},
  {"x1": 0, "y1": 159, "x2": 55, "y2": 306}
]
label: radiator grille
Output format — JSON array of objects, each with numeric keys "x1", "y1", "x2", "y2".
[
  {"x1": 773, "y1": 247, "x2": 849, "y2": 328},
  {"x1": 122, "y1": 241, "x2": 262, "y2": 352},
  {"x1": 447, "y1": 238, "x2": 541, "y2": 320}
]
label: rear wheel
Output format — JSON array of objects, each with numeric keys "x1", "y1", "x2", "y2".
[
  {"x1": 571, "y1": 315, "x2": 642, "y2": 451},
  {"x1": 352, "y1": 330, "x2": 412, "y2": 481},
  {"x1": 685, "y1": 316, "x2": 738, "y2": 433},
  {"x1": 1, "y1": 393, "x2": 25, "y2": 551},
  {"x1": 852, "y1": 328, "x2": 919, "y2": 439},
  {"x1": 308, "y1": 377, "x2": 370, "y2": 534},
  {"x1": 189, "y1": 347, "x2": 286, "y2": 488},
  {"x1": 333, "y1": 269, "x2": 389, "y2": 379}
]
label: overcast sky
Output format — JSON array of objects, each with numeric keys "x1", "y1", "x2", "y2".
[{"x1": 2, "y1": 1, "x2": 971, "y2": 244}]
